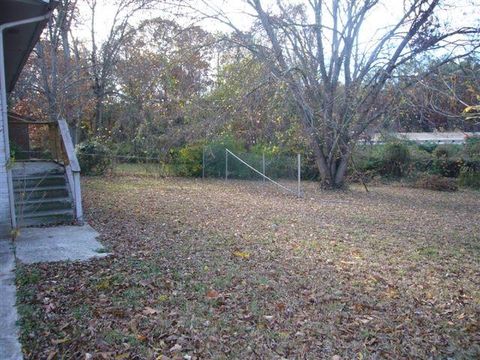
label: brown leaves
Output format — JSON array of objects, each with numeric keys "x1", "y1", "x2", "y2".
[{"x1": 16, "y1": 178, "x2": 480, "y2": 359}]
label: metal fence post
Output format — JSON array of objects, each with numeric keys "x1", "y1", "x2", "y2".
[
  {"x1": 262, "y1": 152, "x2": 265, "y2": 183},
  {"x1": 112, "y1": 154, "x2": 117, "y2": 176},
  {"x1": 297, "y1": 153, "x2": 301, "y2": 197},
  {"x1": 202, "y1": 146, "x2": 205, "y2": 180},
  {"x1": 225, "y1": 149, "x2": 228, "y2": 181}
]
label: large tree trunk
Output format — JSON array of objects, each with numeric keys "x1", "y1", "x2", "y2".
[
  {"x1": 333, "y1": 153, "x2": 350, "y2": 188},
  {"x1": 297, "y1": 109, "x2": 350, "y2": 189}
]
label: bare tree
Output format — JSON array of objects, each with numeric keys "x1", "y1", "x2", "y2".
[
  {"x1": 391, "y1": 57, "x2": 480, "y2": 131},
  {"x1": 86, "y1": 0, "x2": 160, "y2": 133},
  {"x1": 34, "y1": 0, "x2": 78, "y2": 121},
  {"x1": 191, "y1": 0, "x2": 480, "y2": 188}
]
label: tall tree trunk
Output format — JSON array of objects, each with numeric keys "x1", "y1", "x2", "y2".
[
  {"x1": 36, "y1": 41, "x2": 57, "y2": 120},
  {"x1": 61, "y1": 24, "x2": 72, "y2": 122},
  {"x1": 333, "y1": 153, "x2": 350, "y2": 187},
  {"x1": 93, "y1": 92, "x2": 103, "y2": 133}
]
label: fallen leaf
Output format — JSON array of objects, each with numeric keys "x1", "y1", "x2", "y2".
[
  {"x1": 143, "y1": 306, "x2": 158, "y2": 315},
  {"x1": 137, "y1": 334, "x2": 147, "y2": 342},
  {"x1": 206, "y1": 289, "x2": 220, "y2": 299},
  {"x1": 115, "y1": 354, "x2": 130, "y2": 360},
  {"x1": 51, "y1": 338, "x2": 69, "y2": 345},
  {"x1": 170, "y1": 344, "x2": 182, "y2": 352},
  {"x1": 232, "y1": 250, "x2": 250, "y2": 259}
]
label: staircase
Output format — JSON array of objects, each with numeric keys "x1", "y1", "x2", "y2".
[{"x1": 12, "y1": 162, "x2": 75, "y2": 227}]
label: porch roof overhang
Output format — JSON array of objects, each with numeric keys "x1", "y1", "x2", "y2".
[{"x1": 1, "y1": 0, "x2": 57, "y2": 95}]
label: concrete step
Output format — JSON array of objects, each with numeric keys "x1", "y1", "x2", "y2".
[
  {"x1": 14, "y1": 185, "x2": 69, "y2": 201},
  {"x1": 11, "y1": 162, "x2": 75, "y2": 227},
  {"x1": 12, "y1": 161, "x2": 64, "y2": 177},
  {"x1": 15, "y1": 197, "x2": 73, "y2": 213},
  {"x1": 17, "y1": 209, "x2": 74, "y2": 227},
  {"x1": 13, "y1": 174, "x2": 66, "y2": 188}
]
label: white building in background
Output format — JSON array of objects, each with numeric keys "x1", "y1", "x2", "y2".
[{"x1": 367, "y1": 132, "x2": 480, "y2": 145}]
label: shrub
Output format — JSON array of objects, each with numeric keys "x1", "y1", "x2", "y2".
[
  {"x1": 431, "y1": 157, "x2": 463, "y2": 177},
  {"x1": 409, "y1": 147, "x2": 433, "y2": 173},
  {"x1": 458, "y1": 160, "x2": 480, "y2": 189},
  {"x1": 432, "y1": 144, "x2": 463, "y2": 158},
  {"x1": 76, "y1": 140, "x2": 112, "y2": 175},
  {"x1": 352, "y1": 145, "x2": 382, "y2": 172},
  {"x1": 201, "y1": 136, "x2": 247, "y2": 178},
  {"x1": 458, "y1": 169, "x2": 480, "y2": 189},
  {"x1": 175, "y1": 143, "x2": 204, "y2": 177},
  {"x1": 430, "y1": 144, "x2": 463, "y2": 177},
  {"x1": 353, "y1": 142, "x2": 414, "y2": 179},
  {"x1": 433, "y1": 145, "x2": 451, "y2": 159},
  {"x1": 381, "y1": 142, "x2": 410, "y2": 177},
  {"x1": 414, "y1": 174, "x2": 458, "y2": 192},
  {"x1": 170, "y1": 135, "x2": 248, "y2": 178},
  {"x1": 464, "y1": 136, "x2": 480, "y2": 159},
  {"x1": 418, "y1": 142, "x2": 437, "y2": 153}
]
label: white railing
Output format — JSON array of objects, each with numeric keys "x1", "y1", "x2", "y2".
[{"x1": 57, "y1": 119, "x2": 83, "y2": 224}]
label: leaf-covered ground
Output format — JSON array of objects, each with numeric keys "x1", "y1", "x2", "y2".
[{"x1": 16, "y1": 177, "x2": 480, "y2": 359}]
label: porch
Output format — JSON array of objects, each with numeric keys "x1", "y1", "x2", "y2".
[{"x1": 0, "y1": 0, "x2": 86, "y2": 237}]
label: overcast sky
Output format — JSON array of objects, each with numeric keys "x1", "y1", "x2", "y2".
[{"x1": 75, "y1": 0, "x2": 479, "y2": 48}]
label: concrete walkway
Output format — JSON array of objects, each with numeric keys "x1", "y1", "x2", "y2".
[
  {"x1": 0, "y1": 224, "x2": 108, "y2": 360},
  {"x1": 0, "y1": 241, "x2": 22, "y2": 360}
]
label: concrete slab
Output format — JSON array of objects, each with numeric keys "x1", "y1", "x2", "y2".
[
  {"x1": 12, "y1": 161, "x2": 63, "y2": 177},
  {"x1": 0, "y1": 240, "x2": 23, "y2": 360},
  {"x1": 15, "y1": 224, "x2": 108, "y2": 264}
]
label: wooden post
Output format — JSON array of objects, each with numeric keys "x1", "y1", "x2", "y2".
[
  {"x1": 73, "y1": 172, "x2": 83, "y2": 225},
  {"x1": 57, "y1": 119, "x2": 83, "y2": 224}
]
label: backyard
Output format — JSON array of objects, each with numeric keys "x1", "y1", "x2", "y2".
[{"x1": 16, "y1": 176, "x2": 480, "y2": 359}]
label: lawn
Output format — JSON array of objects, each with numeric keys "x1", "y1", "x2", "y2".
[{"x1": 16, "y1": 177, "x2": 480, "y2": 359}]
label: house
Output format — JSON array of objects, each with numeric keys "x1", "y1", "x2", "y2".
[{"x1": 1, "y1": 0, "x2": 83, "y2": 237}]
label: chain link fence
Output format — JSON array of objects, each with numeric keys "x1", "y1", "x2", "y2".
[{"x1": 79, "y1": 146, "x2": 303, "y2": 192}]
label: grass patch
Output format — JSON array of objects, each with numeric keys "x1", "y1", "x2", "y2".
[{"x1": 16, "y1": 266, "x2": 41, "y2": 287}]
